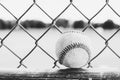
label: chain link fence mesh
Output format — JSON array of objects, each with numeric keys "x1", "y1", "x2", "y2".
[{"x1": 0, "y1": 0, "x2": 119, "y2": 70}]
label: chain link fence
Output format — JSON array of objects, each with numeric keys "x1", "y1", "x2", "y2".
[
  {"x1": 0, "y1": 0, "x2": 120, "y2": 79},
  {"x1": 0, "y1": 0, "x2": 120, "y2": 68}
]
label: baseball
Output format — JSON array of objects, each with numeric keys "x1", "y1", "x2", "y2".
[{"x1": 55, "y1": 31, "x2": 92, "y2": 68}]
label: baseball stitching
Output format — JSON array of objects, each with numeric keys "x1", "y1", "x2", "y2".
[{"x1": 59, "y1": 42, "x2": 91, "y2": 66}]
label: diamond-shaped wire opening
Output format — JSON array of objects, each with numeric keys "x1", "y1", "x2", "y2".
[
  {"x1": 92, "y1": 5, "x2": 120, "y2": 26},
  {"x1": 81, "y1": 28, "x2": 105, "y2": 56},
  {"x1": 20, "y1": 4, "x2": 52, "y2": 24},
  {"x1": 1, "y1": 0, "x2": 33, "y2": 19},
  {"x1": 37, "y1": 29, "x2": 62, "y2": 59},
  {"x1": 36, "y1": 0, "x2": 70, "y2": 19},
  {"x1": 22, "y1": 47, "x2": 54, "y2": 69},
  {"x1": 3, "y1": 29, "x2": 35, "y2": 58},
  {"x1": 91, "y1": 48, "x2": 120, "y2": 68},
  {"x1": 50, "y1": 3, "x2": 90, "y2": 31},
  {"x1": 89, "y1": 6, "x2": 120, "y2": 39},
  {"x1": 55, "y1": 4, "x2": 88, "y2": 23},
  {"x1": 73, "y1": 0, "x2": 105, "y2": 19}
]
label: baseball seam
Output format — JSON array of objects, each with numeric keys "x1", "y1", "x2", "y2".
[{"x1": 59, "y1": 43, "x2": 91, "y2": 66}]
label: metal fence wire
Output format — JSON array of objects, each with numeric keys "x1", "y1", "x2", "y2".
[{"x1": 0, "y1": 0, "x2": 120, "y2": 69}]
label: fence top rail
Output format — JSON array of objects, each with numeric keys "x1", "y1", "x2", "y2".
[{"x1": 0, "y1": 68, "x2": 120, "y2": 79}]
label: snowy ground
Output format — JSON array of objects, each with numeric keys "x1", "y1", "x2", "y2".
[{"x1": 0, "y1": 28, "x2": 120, "y2": 71}]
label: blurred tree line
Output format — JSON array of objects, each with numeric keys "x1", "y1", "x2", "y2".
[{"x1": 0, "y1": 19, "x2": 119, "y2": 30}]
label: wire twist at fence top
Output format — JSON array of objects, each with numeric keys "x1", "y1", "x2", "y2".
[{"x1": 0, "y1": 0, "x2": 119, "y2": 68}]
